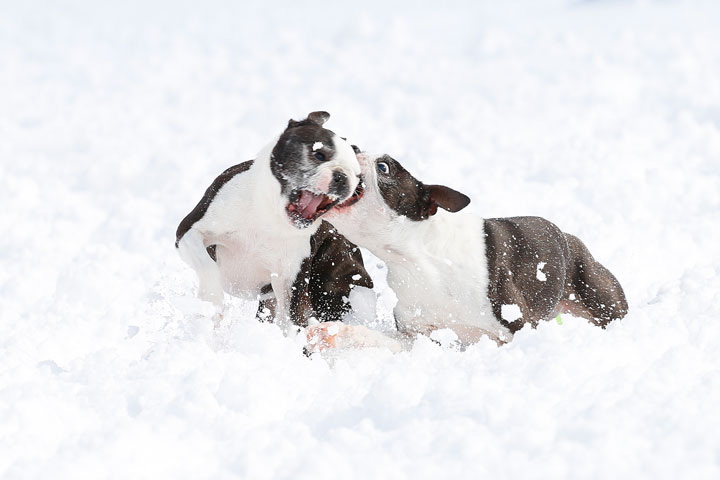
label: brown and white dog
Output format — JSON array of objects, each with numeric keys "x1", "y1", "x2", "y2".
[
  {"x1": 175, "y1": 112, "x2": 369, "y2": 330},
  {"x1": 306, "y1": 152, "x2": 628, "y2": 352}
]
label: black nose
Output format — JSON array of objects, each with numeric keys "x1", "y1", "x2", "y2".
[
  {"x1": 332, "y1": 170, "x2": 347, "y2": 185},
  {"x1": 330, "y1": 170, "x2": 350, "y2": 198}
]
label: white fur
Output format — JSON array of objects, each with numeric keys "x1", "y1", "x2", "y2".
[
  {"x1": 177, "y1": 133, "x2": 360, "y2": 330},
  {"x1": 325, "y1": 153, "x2": 512, "y2": 348}
]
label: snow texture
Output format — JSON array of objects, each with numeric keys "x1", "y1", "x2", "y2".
[{"x1": 2, "y1": 1, "x2": 720, "y2": 479}]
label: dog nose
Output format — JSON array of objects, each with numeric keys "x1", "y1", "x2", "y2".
[
  {"x1": 332, "y1": 170, "x2": 347, "y2": 185},
  {"x1": 330, "y1": 170, "x2": 350, "y2": 198}
]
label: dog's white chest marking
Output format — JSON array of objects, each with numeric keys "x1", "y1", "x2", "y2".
[
  {"x1": 212, "y1": 232, "x2": 308, "y2": 300},
  {"x1": 381, "y1": 214, "x2": 504, "y2": 339},
  {"x1": 186, "y1": 155, "x2": 312, "y2": 301}
]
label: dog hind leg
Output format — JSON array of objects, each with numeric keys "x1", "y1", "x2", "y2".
[
  {"x1": 177, "y1": 228, "x2": 225, "y2": 306},
  {"x1": 560, "y1": 234, "x2": 628, "y2": 327}
]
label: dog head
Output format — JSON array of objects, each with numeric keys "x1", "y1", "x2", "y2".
[
  {"x1": 270, "y1": 111, "x2": 362, "y2": 229},
  {"x1": 328, "y1": 151, "x2": 470, "y2": 238}
]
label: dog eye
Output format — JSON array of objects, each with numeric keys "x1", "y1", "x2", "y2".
[
  {"x1": 377, "y1": 162, "x2": 389, "y2": 174},
  {"x1": 314, "y1": 151, "x2": 326, "y2": 162}
]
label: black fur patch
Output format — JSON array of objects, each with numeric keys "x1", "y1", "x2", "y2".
[
  {"x1": 374, "y1": 155, "x2": 435, "y2": 221},
  {"x1": 289, "y1": 221, "x2": 374, "y2": 326}
]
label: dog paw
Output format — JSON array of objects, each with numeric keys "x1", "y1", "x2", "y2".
[
  {"x1": 305, "y1": 322, "x2": 346, "y2": 353},
  {"x1": 305, "y1": 323, "x2": 403, "y2": 354},
  {"x1": 212, "y1": 310, "x2": 225, "y2": 328}
]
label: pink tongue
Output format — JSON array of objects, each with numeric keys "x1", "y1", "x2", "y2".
[{"x1": 297, "y1": 191, "x2": 326, "y2": 219}]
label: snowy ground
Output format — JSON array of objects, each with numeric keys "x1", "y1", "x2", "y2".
[{"x1": 2, "y1": 0, "x2": 720, "y2": 478}]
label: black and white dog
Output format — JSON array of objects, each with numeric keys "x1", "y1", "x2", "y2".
[
  {"x1": 175, "y1": 112, "x2": 368, "y2": 329},
  {"x1": 307, "y1": 152, "x2": 628, "y2": 351}
]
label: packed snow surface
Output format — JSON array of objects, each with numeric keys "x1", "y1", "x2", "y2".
[{"x1": 2, "y1": 1, "x2": 720, "y2": 478}]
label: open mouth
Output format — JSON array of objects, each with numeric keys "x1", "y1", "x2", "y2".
[
  {"x1": 334, "y1": 176, "x2": 365, "y2": 210},
  {"x1": 286, "y1": 190, "x2": 339, "y2": 227}
]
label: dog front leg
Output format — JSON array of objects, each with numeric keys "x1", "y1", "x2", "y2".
[
  {"x1": 270, "y1": 276, "x2": 296, "y2": 335},
  {"x1": 177, "y1": 228, "x2": 224, "y2": 306},
  {"x1": 305, "y1": 323, "x2": 408, "y2": 353}
]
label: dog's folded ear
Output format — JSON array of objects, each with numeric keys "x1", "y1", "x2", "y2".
[
  {"x1": 426, "y1": 184, "x2": 471, "y2": 216},
  {"x1": 307, "y1": 111, "x2": 330, "y2": 126},
  {"x1": 287, "y1": 111, "x2": 331, "y2": 129}
]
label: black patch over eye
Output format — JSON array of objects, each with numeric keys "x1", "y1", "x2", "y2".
[
  {"x1": 314, "y1": 151, "x2": 326, "y2": 162},
  {"x1": 377, "y1": 161, "x2": 389, "y2": 174}
]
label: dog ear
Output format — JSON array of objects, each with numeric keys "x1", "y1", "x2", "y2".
[
  {"x1": 426, "y1": 184, "x2": 471, "y2": 215},
  {"x1": 306, "y1": 111, "x2": 330, "y2": 126},
  {"x1": 287, "y1": 111, "x2": 331, "y2": 129}
]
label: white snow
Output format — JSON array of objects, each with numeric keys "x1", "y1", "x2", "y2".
[
  {"x1": 341, "y1": 286, "x2": 379, "y2": 327},
  {"x1": 429, "y1": 328, "x2": 460, "y2": 348},
  {"x1": 501, "y1": 304, "x2": 523, "y2": 322},
  {"x1": 3, "y1": 1, "x2": 720, "y2": 479},
  {"x1": 536, "y1": 261, "x2": 547, "y2": 281},
  {"x1": 312, "y1": 141, "x2": 324, "y2": 151}
]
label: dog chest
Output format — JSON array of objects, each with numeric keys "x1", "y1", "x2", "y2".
[
  {"x1": 212, "y1": 229, "x2": 312, "y2": 300},
  {"x1": 185, "y1": 161, "x2": 312, "y2": 300},
  {"x1": 385, "y1": 216, "x2": 499, "y2": 334}
]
